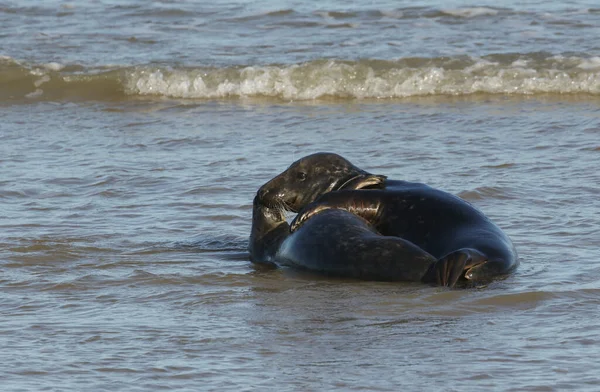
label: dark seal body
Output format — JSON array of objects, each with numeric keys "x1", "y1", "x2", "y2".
[
  {"x1": 250, "y1": 195, "x2": 487, "y2": 286},
  {"x1": 277, "y1": 208, "x2": 438, "y2": 282},
  {"x1": 254, "y1": 152, "x2": 518, "y2": 286},
  {"x1": 292, "y1": 180, "x2": 518, "y2": 283}
]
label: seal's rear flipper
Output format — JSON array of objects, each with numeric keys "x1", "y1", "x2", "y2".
[{"x1": 422, "y1": 248, "x2": 487, "y2": 288}]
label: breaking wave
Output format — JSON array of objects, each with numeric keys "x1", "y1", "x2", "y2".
[{"x1": 2, "y1": 54, "x2": 600, "y2": 102}]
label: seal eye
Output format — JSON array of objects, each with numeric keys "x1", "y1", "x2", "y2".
[{"x1": 297, "y1": 172, "x2": 307, "y2": 181}]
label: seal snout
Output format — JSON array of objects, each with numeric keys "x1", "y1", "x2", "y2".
[{"x1": 257, "y1": 185, "x2": 281, "y2": 208}]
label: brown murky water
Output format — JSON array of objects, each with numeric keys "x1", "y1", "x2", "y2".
[
  {"x1": 2, "y1": 0, "x2": 600, "y2": 390},
  {"x1": 3, "y1": 97, "x2": 600, "y2": 391}
]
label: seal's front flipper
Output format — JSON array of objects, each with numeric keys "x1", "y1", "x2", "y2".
[
  {"x1": 339, "y1": 174, "x2": 387, "y2": 190},
  {"x1": 422, "y1": 248, "x2": 487, "y2": 288},
  {"x1": 291, "y1": 190, "x2": 382, "y2": 232}
]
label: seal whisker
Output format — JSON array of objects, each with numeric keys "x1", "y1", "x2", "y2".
[
  {"x1": 274, "y1": 199, "x2": 294, "y2": 222},
  {"x1": 279, "y1": 200, "x2": 295, "y2": 220}
]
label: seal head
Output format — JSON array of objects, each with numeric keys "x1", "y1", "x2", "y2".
[{"x1": 257, "y1": 152, "x2": 386, "y2": 212}]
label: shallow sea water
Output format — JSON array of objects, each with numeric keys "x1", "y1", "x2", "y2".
[{"x1": 2, "y1": 1, "x2": 600, "y2": 391}]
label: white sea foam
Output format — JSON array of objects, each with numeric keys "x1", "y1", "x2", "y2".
[
  {"x1": 6, "y1": 57, "x2": 596, "y2": 101},
  {"x1": 34, "y1": 75, "x2": 51, "y2": 88},
  {"x1": 128, "y1": 59, "x2": 597, "y2": 99},
  {"x1": 43, "y1": 62, "x2": 65, "y2": 71},
  {"x1": 124, "y1": 59, "x2": 600, "y2": 100},
  {"x1": 577, "y1": 57, "x2": 600, "y2": 70},
  {"x1": 511, "y1": 59, "x2": 529, "y2": 68},
  {"x1": 441, "y1": 7, "x2": 499, "y2": 18},
  {"x1": 25, "y1": 89, "x2": 44, "y2": 98}
]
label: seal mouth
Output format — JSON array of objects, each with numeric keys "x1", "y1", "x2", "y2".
[
  {"x1": 272, "y1": 199, "x2": 294, "y2": 222},
  {"x1": 258, "y1": 193, "x2": 295, "y2": 212},
  {"x1": 254, "y1": 196, "x2": 290, "y2": 222}
]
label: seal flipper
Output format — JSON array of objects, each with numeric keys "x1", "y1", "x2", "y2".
[
  {"x1": 291, "y1": 190, "x2": 382, "y2": 232},
  {"x1": 422, "y1": 248, "x2": 488, "y2": 288},
  {"x1": 338, "y1": 174, "x2": 387, "y2": 191}
]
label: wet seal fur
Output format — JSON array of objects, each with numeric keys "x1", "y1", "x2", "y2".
[
  {"x1": 251, "y1": 152, "x2": 518, "y2": 287},
  {"x1": 250, "y1": 195, "x2": 482, "y2": 285}
]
